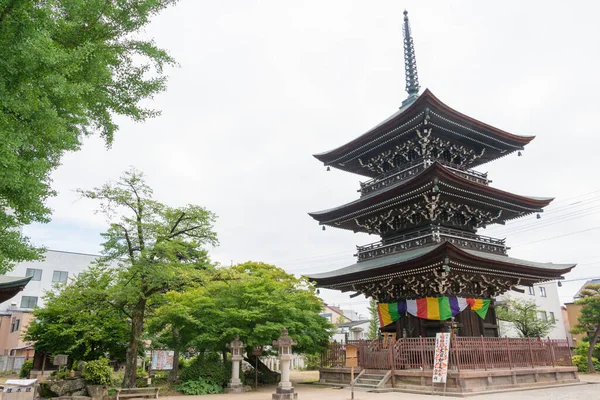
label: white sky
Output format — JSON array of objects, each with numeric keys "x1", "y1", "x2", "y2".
[{"x1": 23, "y1": 1, "x2": 600, "y2": 317}]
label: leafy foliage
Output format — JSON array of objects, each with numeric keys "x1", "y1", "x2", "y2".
[
  {"x1": 158, "y1": 261, "x2": 334, "y2": 357},
  {"x1": 572, "y1": 283, "x2": 600, "y2": 372},
  {"x1": 179, "y1": 354, "x2": 230, "y2": 387},
  {"x1": 25, "y1": 264, "x2": 130, "y2": 363},
  {"x1": 19, "y1": 359, "x2": 33, "y2": 378},
  {"x1": 0, "y1": 0, "x2": 178, "y2": 272},
  {"x1": 82, "y1": 358, "x2": 113, "y2": 386},
  {"x1": 175, "y1": 379, "x2": 223, "y2": 395},
  {"x1": 572, "y1": 355, "x2": 600, "y2": 373},
  {"x1": 496, "y1": 298, "x2": 555, "y2": 338},
  {"x1": 79, "y1": 168, "x2": 218, "y2": 387},
  {"x1": 367, "y1": 298, "x2": 379, "y2": 340}
]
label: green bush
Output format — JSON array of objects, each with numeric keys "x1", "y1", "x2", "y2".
[
  {"x1": 303, "y1": 354, "x2": 320, "y2": 370},
  {"x1": 82, "y1": 358, "x2": 113, "y2": 386},
  {"x1": 19, "y1": 359, "x2": 33, "y2": 378},
  {"x1": 175, "y1": 379, "x2": 223, "y2": 395},
  {"x1": 572, "y1": 355, "x2": 600, "y2": 372},
  {"x1": 179, "y1": 353, "x2": 230, "y2": 387},
  {"x1": 574, "y1": 341, "x2": 600, "y2": 359},
  {"x1": 242, "y1": 367, "x2": 279, "y2": 386}
]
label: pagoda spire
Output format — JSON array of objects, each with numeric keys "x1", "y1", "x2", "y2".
[{"x1": 402, "y1": 10, "x2": 420, "y2": 98}]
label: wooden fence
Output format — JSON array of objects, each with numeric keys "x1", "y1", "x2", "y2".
[{"x1": 322, "y1": 336, "x2": 572, "y2": 371}]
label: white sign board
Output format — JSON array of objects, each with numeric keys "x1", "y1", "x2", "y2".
[
  {"x1": 151, "y1": 350, "x2": 174, "y2": 370},
  {"x1": 3, "y1": 379, "x2": 37, "y2": 400},
  {"x1": 432, "y1": 332, "x2": 451, "y2": 383}
]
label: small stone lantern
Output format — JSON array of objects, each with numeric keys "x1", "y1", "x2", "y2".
[
  {"x1": 272, "y1": 328, "x2": 298, "y2": 400},
  {"x1": 225, "y1": 335, "x2": 246, "y2": 393}
]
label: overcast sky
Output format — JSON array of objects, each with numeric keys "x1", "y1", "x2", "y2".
[{"x1": 23, "y1": 0, "x2": 600, "y2": 317}]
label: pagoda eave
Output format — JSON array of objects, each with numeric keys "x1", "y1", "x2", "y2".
[
  {"x1": 309, "y1": 162, "x2": 551, "y2": 233},
  {"x1": 314, "y1": 89, "x2": 534, "y2": 176},
  {"x1": 305, "y1": 242, "x2": 574, "y2": 301},
  {"x1": 0, "y1": 276, "x2": 32, "y2": 304}
]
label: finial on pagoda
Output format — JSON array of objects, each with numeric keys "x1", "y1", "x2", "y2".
[{"x1": 402, "y1": 10, "x2": 420, "y2": 100}]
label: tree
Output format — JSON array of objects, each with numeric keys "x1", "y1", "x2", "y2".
[
  {"x1": 79, "y1": 168, "x2": 217, "y2": 387},
  {"x1": 496, "y1": 298, "x2": 555, "y2": 338},
  {"x1": 156, "y1": 262, "x2": 333, "y2": 371},
  {"x1": 0, "y1": 0, "x2": 178, "y2": 273},
  {"x1": 25, "y1": 263, "x2": 130, "y2": 364},
  {"x1": 367, "y1": 298, "x2": 379, "y2": 340},
  {"x1": 571, "y1": 283, "x2": 600, "y2": 373}
]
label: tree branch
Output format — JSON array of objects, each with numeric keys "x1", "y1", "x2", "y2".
[
  {"x1": 0, "y1": 0, "x2": 16, "y2": 27},
  {"x1": 116, "y1": 224, "x2": 136, "y2": 262},
  {"x1": 169, "y1": 212, "x2": 186, "y2": 235}
]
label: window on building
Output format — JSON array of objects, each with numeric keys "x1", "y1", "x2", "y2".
[
  {"x1": 549, "y1": 312, "x2": 556, "y2": 323},
  {"x1": 20, "y1": 296, "x2": 38, "y2": 309},
  {"x1": 539, "y1": 287, "x2": 547, "y2": 297},
  {"x1": 25, "y1": 268, "x2": 42, "y2": 281},
  {"x1": 52, "y1": 270, "x2": 68, "y2": 283},
  {"x1": 528, "y1": 286, "x2": 535, "y2": 295},
  {"x1": 537, "y1": 311, "x2": 548, "y2": 321},
  {"x1": 10, "y1": 318, "x2": 20, "y2": 333}
]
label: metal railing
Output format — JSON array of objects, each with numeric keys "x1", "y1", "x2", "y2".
[
  {"x1": 355, "y1": 226, "x2": 507, "y2": 261},
  {"x1": 321, "y1": 337, "x2": 572, "y2": 370},
  {"x1": 359, "y1": 158, "x2": 489, "y2": 196}
]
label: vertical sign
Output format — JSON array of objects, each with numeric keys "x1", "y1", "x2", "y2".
[{"x1": 432, "y1": 332, "x2": 451, "y2": 383}]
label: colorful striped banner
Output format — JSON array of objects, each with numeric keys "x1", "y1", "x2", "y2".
[{"x1": 377, "y1": 297, "x2": 491, "y2": 327}]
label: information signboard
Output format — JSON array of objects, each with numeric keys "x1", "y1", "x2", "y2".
[{"x1": 432, "y1": 332, "x2": 451, "y2": 384}]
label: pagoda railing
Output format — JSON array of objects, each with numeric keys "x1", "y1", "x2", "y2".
[
  {"x1": 359, "y1": 158, "x2": 489, "y2": 196},
  {"x1": 355, "y1": 226, "x2": 507, "y2": 261},
  {"x1": 321, "y1": 337, "x2": 572, "y2": 370}
]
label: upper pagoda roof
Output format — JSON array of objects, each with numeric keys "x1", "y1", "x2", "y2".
[
  {"x1": 314, "y1": 89, "x2": 535, "y2": 177},
  {"x1": 309, "y1": 161, "x2": 552, "y2": 230}
]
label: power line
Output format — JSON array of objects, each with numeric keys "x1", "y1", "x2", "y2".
[{"x1": 512, "y1": 226, "x2": 600, "y2": 248}]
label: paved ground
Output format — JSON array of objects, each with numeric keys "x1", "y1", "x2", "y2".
[{"x1": 158, "y1": 371, "x2": 600, "y2": 400}]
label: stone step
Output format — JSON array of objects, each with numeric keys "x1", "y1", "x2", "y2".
[
  {"x1": 356, "y1": 379, "x2": 382, "y2": 385},
  {"x1": 360, "y1": 374, "x2": 387, "y2": 379}
]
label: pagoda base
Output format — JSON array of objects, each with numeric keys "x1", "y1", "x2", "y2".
[{"x1": 272, "y1": 386, "x2": 298, "y2": 399}]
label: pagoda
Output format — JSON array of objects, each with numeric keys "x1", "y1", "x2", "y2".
[{"x1": 306, "y1": 11, "x2": 576, "y2": 338}]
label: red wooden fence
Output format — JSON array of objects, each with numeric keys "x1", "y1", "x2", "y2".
[{"x1": 321, "y1": 336, "x2": 572, "y2": 370}]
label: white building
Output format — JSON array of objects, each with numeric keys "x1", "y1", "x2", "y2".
[
  {"x1": 0, "y1": 249, "x2": 102, "y2": 312},
  {"x1": 496, "y1": 281, "x2": 566, "y2": 340},
  {"x1": 332, "y1": 320, "x2": 371, "y2": 343}
]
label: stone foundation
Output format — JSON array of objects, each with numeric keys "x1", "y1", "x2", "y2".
[
  {"x1": 271, "y1": 386, "x2": 298, "y2": 400},
  {"x1": 224, "y1": 383, "x2": 246, "y2": 394},
  {"x1": 320, "y1": 366, "x2": 579, "y2": 394}
]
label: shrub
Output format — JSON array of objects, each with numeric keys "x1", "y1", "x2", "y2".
[
  {"x1": 242, "y1": 367, "x2": 279, "y2": 385},
  {"x1": 572, "y1": 355, "x2": 600, "y2": 372},
  {"x1": 82, "y1": 358, "x2": 113, "y2": 386},
  {"x1": 19, "y1": 360, "x2": 33, "y2": 378},
  {"x1": 179, "y1": 353, "x2": 230, "y2": 387},
  {"x1": 175, "y1": 379, "x2": 223, "y2": 395}
]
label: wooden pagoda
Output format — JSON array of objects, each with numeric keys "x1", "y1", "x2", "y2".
[{"x1": 306, "y1": 11, "x2": 576, "y2": 339}]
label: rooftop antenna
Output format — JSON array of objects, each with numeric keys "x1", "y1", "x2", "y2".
[{"x1": 402, "y1": 10, "x2": 420, "y2": 104}]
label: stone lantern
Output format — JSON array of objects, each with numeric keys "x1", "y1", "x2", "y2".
[
  {"x1": 225, "y1": 335, "x2": 246, "y2": 393},
  {"x1": 272, "y1": 328, "x2": 298, "y2": 400}
]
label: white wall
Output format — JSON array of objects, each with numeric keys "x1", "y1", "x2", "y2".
[
  {"x1": 0, "y1": 250, "x2": 102, "y2": 312},
  {"x1": 497, "y1": 282, "x2": 567, "y2": 340}
]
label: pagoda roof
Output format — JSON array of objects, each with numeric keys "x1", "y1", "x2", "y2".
[
  {"x1": 314, "y1": 89, "x2": 535, "y2": 176},
  {"x1": 0, "y1": 275, "x2": 32, "y2": 304},
  {"x1": 304, "y1": 242, "x2": 575, "y2": 291},
  {"x1": 309, "y1": 161, "x2": 552, "y2": 230}
]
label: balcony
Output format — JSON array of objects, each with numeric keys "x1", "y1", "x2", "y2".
[
  {"x1": 359, "y1": 159, "x2": 489, "y2": 197},
  {"x1": 355, "y1": 226, "x2": 507, "y2": 262}
]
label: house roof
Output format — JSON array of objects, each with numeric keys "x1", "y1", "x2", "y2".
[{"x1": 337, "y1": 320, "x2": 371, "y2": 328}]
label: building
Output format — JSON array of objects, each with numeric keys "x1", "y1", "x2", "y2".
[
  {"x1": 0, "y1": 249, "x2": 103, "y2": 371},
  {"x1": 562, "y1": 279, "x2": 600, "y2": 346},
  {"x1": 332, "y1": 320, "x2": 371, "y2": 343},
  {"x1": 320, "y1": 303, "x2": 350, "y2": 324},
  {"x1": 497, "y1": 282, "x2": 567, "y2": 340},
  {"x1": 309, "y1": 11, "x2": 577, "y2": 393}
]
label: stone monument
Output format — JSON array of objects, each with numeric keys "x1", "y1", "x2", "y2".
[
  {"x1": 272, "y1": 328, "x2": 298, "y2": 400},
  {"x1": 225, "y1": 335, "x2": 246, "y2": 393}
]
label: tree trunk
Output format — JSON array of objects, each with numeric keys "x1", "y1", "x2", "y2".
[
  {"x1": 168, "y1": 327, "x2": 180, "y2": 382},
  {"x1": 588, "y1": 324, "x2": 600, "y2": 373},
  {"x1": 123, "y1": 298, "x2": 147, "y2": 388}
]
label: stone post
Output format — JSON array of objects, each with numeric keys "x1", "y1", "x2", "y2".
[
  {"x1": 272, "y1": 328, "x2": 298, "y2": 400},
  {"x1": 225, "y1": 335, "x2": 246, "y2": 393}
]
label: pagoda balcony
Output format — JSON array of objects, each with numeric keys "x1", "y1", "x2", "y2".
[
  {"x1": 358, "y1": 159, "x2": 489, "y2": 197},
  {"x1": 355, "y1": 226, "x2": 507, "y2": 262}
]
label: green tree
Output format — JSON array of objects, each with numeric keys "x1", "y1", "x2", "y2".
[
  {"x1": 157, "y1": 262, "x2": 333, "y2": 370},
  {"x1": 0, "y1": 0, "x2": 178, "y2": 273},
  {"x1": 25, "y1": 263, "x2": 130, "y2": 363},
  {"x1": 496, "y1": 298, "x2": 555, "y2": 338},
  {"x1": 571, "y1": 284, "x2": 600, "y2": 373},
  {"x1": 79, "y1": 168, "x2": 217, "y2": 387},
  {"x1": 367, "y1": 298, "x2": 379, "y2": 340}
]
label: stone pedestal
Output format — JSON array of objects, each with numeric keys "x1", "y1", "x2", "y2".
[{"x1": 272, "y1": 329, "x2": 298, "y2": 400}]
